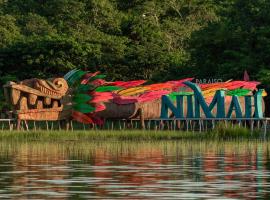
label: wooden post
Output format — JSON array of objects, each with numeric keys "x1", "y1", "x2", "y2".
[
  {"x1": 193, "y1": 121, "x2": 195, "y2": 132},
  {"x1": 33, "y1": 121, "x2": 36, "y2": 131},
  {"x1": 119, "y1": 120, "x2": 122, "y2": 130},
  {"x1": 8, "y1": 119, "x2": 11, "y2": 131},
  {"x1": 123, "y1": 120, "x2": 126, "y2": 130},
  {"x1": 71, "y1": 120, "x2": 74, "y2": 131},
  {"x1": 24, "y1": 120, "x2": 29, "y2": 131},
  {"x1": 263, "y1": 119, "x2": 267, "y2": 139},
  {"x1": 66, "y1": 120, "x2": 70, "y2": 131},
  {"x1": 251, "y1": 120, "x2": 254, "y2": 133},
  {"x1": 165, "y1": 120, "x2": 169, "y2": 130},
  {"x1": 170, "y1": 120, "x2": 173, "y2": 130},
  {"x1": 177, "y1": 120, "x2": 181, "y2": 130},
  {"x1": 161, "y1": 120, "x2": 164, "y2": 130},
  {"x1": 17, "y1": 119, "x2": 21, "y2": 130},
  {"x1": 202, "y1": 120, "x2": 205, "y2": 132},
  {"x1": 46, "y1": 121, "x2": 49, "y2": 130},
  {"x1": 154, "y1": 120, "x2": 157, "y2": 131},
  {"x1": 139, "y1": 108, "x2": 145, "y2": 130}
]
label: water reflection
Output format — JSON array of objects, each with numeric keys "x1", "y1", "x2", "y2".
[{"x1": 0, "y1": 141, "x2": 269, "y2": 199}]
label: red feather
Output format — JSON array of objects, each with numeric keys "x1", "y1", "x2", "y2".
[
  {"x1": 138, "y1": 91, "x2": 171, "y2": 102},
  {"x1": 72, "y1": 111, "x2": 94, "y2": 124},
  {"x1": 113, "y1": 96, "x2": 138, "y2": 104},
  {"x1": 81, "y1": 71, "x2": 100, "y2": 84},
  {"x1": 109, "y1": 80, "x2": 146, "y2": 88},
  {"x1": 92, "y1": 103, "x2": 106, "y2": 112},
  {"x1": 86, "y1": 114, "x2": 104, "y2": 125},
  {"x1": 91, "y1": 79, "x2": 106, "y2": 87},
  {"x1": 147, "y1": 83, "x2": 173, "y2": 91},
  {"x1": 90, "y1": 96, "x2": 112, "y2": 103}
]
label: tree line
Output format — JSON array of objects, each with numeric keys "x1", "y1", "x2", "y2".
[{"x1": 0, "y1": 0, "x2": 270, "y2": 85}]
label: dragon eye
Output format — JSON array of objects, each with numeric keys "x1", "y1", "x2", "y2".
[{"x1": 55, "y1": 81, "x2": 63, "y2": 87}]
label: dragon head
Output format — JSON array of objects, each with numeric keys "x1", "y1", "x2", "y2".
[
  {"x1": 3, "y1": 69, "x2": 121, "y2": 123},
  {"x1": 3, "y1": 77, "x2": 71, "y2": 120}
]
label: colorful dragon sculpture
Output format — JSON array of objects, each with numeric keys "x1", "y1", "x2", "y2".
[{"x1": 3, "y1": 69, "x2": 267, "y2": 127}]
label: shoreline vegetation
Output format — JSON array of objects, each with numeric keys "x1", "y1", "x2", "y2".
[{"x1": 0, "y1": 126, "x2": 268, "y2": 142}]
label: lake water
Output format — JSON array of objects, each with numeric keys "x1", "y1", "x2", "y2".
[{"x1": 0, "y1": 141, "x2": 269, "y2": 199}]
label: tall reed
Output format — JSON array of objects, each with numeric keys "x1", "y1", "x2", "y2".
[{"x1": 0, "y1": 127, "x2": 267, "y2": 142}]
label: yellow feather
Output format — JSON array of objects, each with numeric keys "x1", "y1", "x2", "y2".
[{"x1": 117, "y1": 87, "x2": 149, "y2": 96}]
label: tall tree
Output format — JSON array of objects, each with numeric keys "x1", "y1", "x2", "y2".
[{"x1": 187, "y1": 0, "x2": 270, "y2": 83}]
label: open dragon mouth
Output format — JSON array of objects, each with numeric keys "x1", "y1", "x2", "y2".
[{"x1": 3, "y1": 78, "x2": 71, "y2": 120}]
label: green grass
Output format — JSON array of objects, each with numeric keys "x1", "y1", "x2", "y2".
[{"x1": 0, "y1": 126, "x2": 267, "y2": 142}]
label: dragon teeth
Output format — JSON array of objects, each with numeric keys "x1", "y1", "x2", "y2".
[
  {"x1": 37, "y1": 100, "x2": 43, "y2": 109},
  {"x1": 19, "y1": 97, "x2": 28, "y2": 110},
  {"x1": 44, "y1": 97, "x2": 51, "y2": 105},
  {"x1": 39, "y1": 85, "x2": 58, "y2": 96},
  {"x1": 52, "y1": 101, "x2": 59, "y2": 108},
  {"x1": 11, "y1": 89, "x2": 20, "y2": 105},
  {"x1": 29, "y1": 94, "x2": 37, "y2": 105}
]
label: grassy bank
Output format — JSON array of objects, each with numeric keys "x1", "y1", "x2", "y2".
[{"x1": 0, "y1": 126, "x2": 267, "y2": 142}]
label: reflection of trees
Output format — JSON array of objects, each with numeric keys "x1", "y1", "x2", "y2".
[
  {"x1": 0, "y1": 141, "x2": 269, "y2": 199},
  {"x1": 266, "y1": 147, "x2": 270, "y2": 199},
  {"x1": 63, "y1": 149, "x2": 96, "y2": 199},
  {"x1": 0, "y1": 143, "x2": 68, "y2": 199},
  {"x1": 92, "y1": 147, "x2": 169, "y2": 197},
  {"x1": 202, "y1": 145, "x2": 269, "y2": 199},
  {"x1": 0, "y1": 153, "x2": 15, "y2": 192}
]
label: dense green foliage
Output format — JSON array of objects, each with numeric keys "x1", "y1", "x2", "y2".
[
  {"x1": 187, "y1": 0, "x2": 270, "y2": 84},
  {"x1": 0, "y1": 0, "x2": 269, "y2": 84}
]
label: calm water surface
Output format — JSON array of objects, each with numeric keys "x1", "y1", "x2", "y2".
[{"x1": 0, "y1": 140, "x2": 269, "y2": 199}]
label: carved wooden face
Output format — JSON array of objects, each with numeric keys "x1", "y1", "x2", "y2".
[{"x1": 3, "y1": 78, "x2": 71, "y2": 121}]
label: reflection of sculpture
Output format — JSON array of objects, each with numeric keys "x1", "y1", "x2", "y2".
[
  {"x1": 3, "y1": 78, "x2": 70, "y2": 120},
  {"x1": 3, "y1": 69, "x2": 267, "y2": 129}
]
